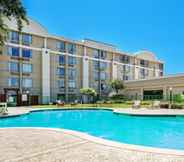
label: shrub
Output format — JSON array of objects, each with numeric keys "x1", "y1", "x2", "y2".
[
  {"x1": 141, "y1": 101, "x2": 152, "y2": 106},
  {"x1": 125, "y1": 101, "x2": 133, "y2": 105},
  {"x1": 173, "y1": 94, "x2": 184, "y2": 103},
  {"x1": 112, "y1": 100, "x2": 125, "y2": 104},
  {"x1": 160, "y1": 103, "x2": 169, "y2": 109},
  {"x1": 171, "y1": 103, "x2": 184, "y2": 109},
  {"x1": 110, "y1": 94, "x2": 126, "y2": 100}
]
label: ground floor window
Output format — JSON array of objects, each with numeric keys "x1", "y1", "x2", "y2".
[{"x1": 143, "y1": 90, "x2": 163, "y2": 100}]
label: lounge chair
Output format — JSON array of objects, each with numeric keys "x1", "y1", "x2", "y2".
[
  {"x1": 56, "y1": 100, "x2": 65, "y2": 107},
  {"x1": 0, "y1": 102, "x2": 8, "y2": 115},
  {"x1": 71, "y1": 100, "x2": 78, "y2": 106},
  {"x1": 132, "y1": 100, "x2": 141, "y2": 109},
  {"x1": 151, "y1": 100, "x2": 160, "y2": 109}
]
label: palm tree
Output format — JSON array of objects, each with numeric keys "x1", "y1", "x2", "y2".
[
  {"x1": 0, "y1": 0, "x2": 28, "y2": 46},
  {"x1": 109, "y1": 79, "x2": 124, "y2": 94},
  {"x1": 80, "y1": 88, "x2": 97, "y2": 103}
]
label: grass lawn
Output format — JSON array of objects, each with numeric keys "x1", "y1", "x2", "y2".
[{"x1": 31, "y1": 103, "x2": 132, "y2": 109}]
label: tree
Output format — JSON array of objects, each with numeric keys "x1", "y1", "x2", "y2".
[
  {"x1": 109, "y1": 80, "x2": 124, "y2": 94},
  {"x1": 80, "y1": 88, "x2": 97, "y2": 103},
  {"x1": 0, "y1": 0, "x2": 28, "y2": 46}
]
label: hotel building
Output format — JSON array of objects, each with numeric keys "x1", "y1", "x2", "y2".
[{"x1": 0, "y1": 18, "x2": 164, "y2": 105}]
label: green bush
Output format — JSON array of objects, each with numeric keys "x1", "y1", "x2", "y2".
[
  {"x1": 141, "y1": 101, "x2": 152, "y2": 106},
  {"x1": 110, "y1": 94, "x2": 126, "y2": 100},
  {"x1": 171, "y1": 103, "x2": 184, "y2": 109},
  {"x1": 111, "y1": 100, "x2": 125, "y2": 104},
  {"x1": 125, "y1": 101, "x2": 133, "y2": 105},
  {"x1": 173, "y1": 94, "x2": 184, "y2": 103}
]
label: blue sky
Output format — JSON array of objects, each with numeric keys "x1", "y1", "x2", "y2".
[{"x1": 23, "y1": 0, "x2": 184, "y2": 74}]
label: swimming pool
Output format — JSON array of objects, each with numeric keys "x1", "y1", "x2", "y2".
[{"x1": 0, "y1": 109, "x2": 184, "y2": 150}]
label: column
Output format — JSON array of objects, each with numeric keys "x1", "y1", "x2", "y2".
[
  {"x1": 41, "y1": 48, "x2": 50, "y2": 104},
  {"x1": 112, "y1": 62, "x2": 118, "y2": 80},
  {"x1": 65, "y1": 54, "x2": 68, "y2": 102},
  {"x1": 163, "y1": 86, "x2": 168, "y2": 100},
  {"x1": 134, "y1": 66, "x2": 139, "y2": 80},
  {"x1": 140, "y1": 88, "x2": 144, "y2": 100},
  {"x1": 82, "y1": 56, "x2": 89, "y2": 88}
]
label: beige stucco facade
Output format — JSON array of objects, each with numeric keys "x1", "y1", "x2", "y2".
[
  {"x1": 124, "y1": 74, "x2": 184, "y2": 100},
  {"x1": 0, "y1": 18, "x2": 164, "y2": 105}
]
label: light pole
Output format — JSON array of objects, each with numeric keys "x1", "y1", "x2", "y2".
[{"x1": 169, "y1": 87, "x2": 173, "y2": 109}]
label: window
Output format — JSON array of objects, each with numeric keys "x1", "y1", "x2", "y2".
[
  {"x1": 140, "y1": 68, "x2": 148, "y2": 79},
  {"x1": 140, "y1": 68, "x2": 145, "y2": 79},
  {"x1": 93, "y1": 61, "x2": 99, "y2": 69},
  {"x1": 67, "y1": 43, "x2": 76, "y2": 54},
  {"x1": 93, "y1": 71, "x2": 99, "y2": 80},
  {"x1": 22, "y1": 64, "x2": 32, "y2": 73},
  {"x1": 68, "y1": 80, "x2": 76, "y2": 88},
  {"x1": 100, "y1": 72, "x2": 106, "y2": 80},
  {"x1": 57, "y1": 67, "x2": 65, "y2": 77},
  {"x1": 123, "y1": 75, "x2": 129, "y2": 80},
  {"x1": 59, "y1": 55, "x2": 65, "y2": 65},
  {"x1": 22, "y1": 49, "x2": 32, "y2": 58},
  {"x1": 93, "y1": 49, "x2": 99, "y2": 58},
  {"x1": 8, "y1": 62, "x2": 19, "y2": 72},
  {"x1": 7, "y1": 46, "x2": 19, "y2": 57},
  {"x1": 58, "y1": 79, "x2": 65, "y2": 88},
  {"x1": 56, "y1": 41, "x2": 65, "y2": 52},
  {"x1": 22, "y1": 78, "x2": 32, "y2": 88},
  {"x1": 9, "y1": 31, "x2": 19, "y2": 43},
  {"x1": 99, "y1": 62, "x2": 107, "y2": 70},
  {"x1": 68, "y1": 68, "x2": 76, "y2": 79},
  {"x1": 8, "y1": 78, "x2": 19, "y2": 87},
  {"x1": 22, "y1": 34, "x2": 32, "y2": 45},
  {"x1": 140, "y1": 59, "x2": 149, "y2": 67},
  {"x1": 120, "y1": 55, "x2": 130, "y2": 64},
  {"x1": 68, "y1": 56, "x2": 76, "y2": 65},
  {"x1": 123, "y1": 65, "x2": 130, "y2": 73},
  {"x1": 159, "y1": 63, "x2": 163, "y2": 70},
  {"x1": 100, "y1": 51, "x2": 106, "y2": 59}
]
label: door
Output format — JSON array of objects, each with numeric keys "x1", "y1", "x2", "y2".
[{"x1": 6, "y1": 90, "x2": 17, "y2": 106}]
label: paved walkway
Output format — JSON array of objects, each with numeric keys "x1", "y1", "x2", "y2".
[
  {"x1": 0, "y1": 107, "x2": 30, "y2": 118},
  {"x1": 0, "y1": 128, "x2": 184, "y2": 162}
]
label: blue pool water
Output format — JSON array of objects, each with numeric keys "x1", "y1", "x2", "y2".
[{"x1": 0, "y1": 109, "x2": 184, "y2": 150}]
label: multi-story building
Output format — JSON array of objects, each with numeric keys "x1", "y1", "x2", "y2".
[{"x1": 0, "y1": 18, "x2": 164, "y2": 105}]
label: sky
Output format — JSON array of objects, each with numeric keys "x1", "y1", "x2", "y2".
[{"x1": 22, "y1": 0, "x2": 184, "y2": 74}]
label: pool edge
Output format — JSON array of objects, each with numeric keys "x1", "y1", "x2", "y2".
[
  {"x1": 0, "y1": 127, "x2": 184, "y2": 157},
  {"x1": 1, "y1": 107, "x2": 184, "y2": 156}
]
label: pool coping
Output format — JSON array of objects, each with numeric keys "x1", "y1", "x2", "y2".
[{"x1": 1, "y1": 107, "x2": 184, "y2": 156}]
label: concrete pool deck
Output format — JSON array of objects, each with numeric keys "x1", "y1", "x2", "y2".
[
  {"x1": 0, "y1": 128, "x2": 184, "y2": 162},
  {"x1": 114, "y1": 108, "x2": 184, "y2": 116},
  {"x1": 1, "y1": 107, "x2": 184, "y2": 162},
  {"x1": 2, "y1": 107, "x2": 184, "y2": 118}
]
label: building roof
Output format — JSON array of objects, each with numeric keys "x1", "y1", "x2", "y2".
[
  {"x1": 4, "y1": 17, "x2": 48, "y2": 37},
  {"x1": 4, "y1": 17, "x2": 162, "y2": 63},
  {"x1": 134, "y1": 50, "x2": 163, "y2": 63},
  {"x1": 125, "y1": 73, "x2": 184, "y2": 83}
]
